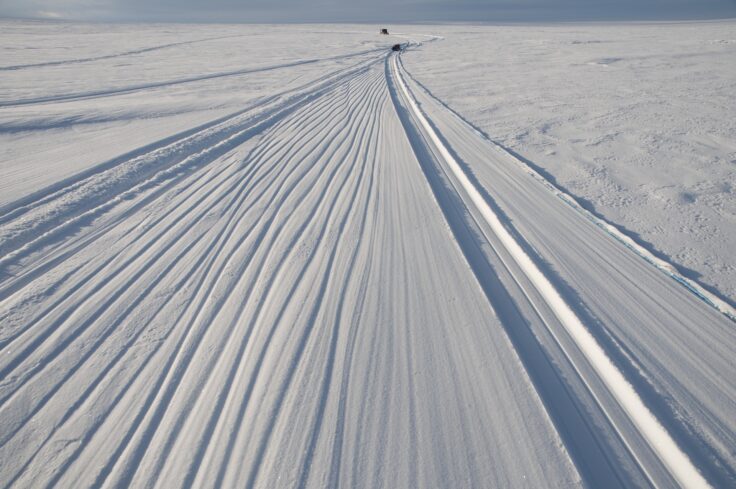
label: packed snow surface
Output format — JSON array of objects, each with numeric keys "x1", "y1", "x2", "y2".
[
  {"x1": 0, "y1": 20, "x2": 734, "y2": 488},
  {"x1": 401, "y1": 21, "x2": 736, "y2": 304}
]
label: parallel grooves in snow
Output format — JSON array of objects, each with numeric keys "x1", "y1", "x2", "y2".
[
  {"x1": 0, "y1": 57, "x2": 399, "y2": 488},
  {"x1": 2, "y1": 27, "x2": 731, "y2": 489},
  {"x1": 391, "y1": 53, "x2": 710, "y2": 489},
  {"x1": 0, "y1": 51, "x2": 383, "y2": 275},
  {"x1": 0, "y1": 47, "x2": 384, "y2": 107}
]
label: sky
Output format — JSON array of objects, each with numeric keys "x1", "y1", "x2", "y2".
[{"x1": 1, "y1": 0, "x2": 735, "y2": 23}]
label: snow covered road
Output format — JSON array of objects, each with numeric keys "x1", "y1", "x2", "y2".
[{"x1": 1, "y1": 23, "x2": 734, "y2": 488}]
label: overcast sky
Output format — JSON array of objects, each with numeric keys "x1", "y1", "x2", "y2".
[{"x1": 1, "y1": 0, "x2": 735, "y2": 22}]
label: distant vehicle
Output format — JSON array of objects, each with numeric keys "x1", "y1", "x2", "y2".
[
  {"x1": 391, "y1": 44, "x2": 402, "y2": 52},
  {"x1": 380, "y1": 28, "x2": 389, "y2": 35}
]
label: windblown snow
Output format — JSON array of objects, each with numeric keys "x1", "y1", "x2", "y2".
[{"x1": 0, "y1": 20, "x2": 734, "y2": 488}]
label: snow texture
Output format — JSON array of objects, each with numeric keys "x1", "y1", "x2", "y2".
[
  {"x1": 0, "y1": 20, "x2": 734, "y2": 488},
  {"x1": 401, "y1": 21, "x2": 736, "y2": 306}
]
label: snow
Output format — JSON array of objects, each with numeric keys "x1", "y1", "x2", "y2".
[
  {"x1": 0, "y1": 22, "x2": 385, "y2": 208},
  {"x1": 394, "y1": 54, "x2": 710, "y2": 488},
  {"x1": 1, "y1": 19, "x2": 735, "y2": 488},
  {"x1": 401, "y1": 20, "x2": 736, "y2": 305}
]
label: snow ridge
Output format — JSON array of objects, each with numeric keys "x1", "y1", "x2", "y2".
[{"x1": 392, "y1": 52, "x2": 711, "y2": 489}]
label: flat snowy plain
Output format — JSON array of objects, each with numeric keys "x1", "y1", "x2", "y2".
[{"x1": 0, "y1": 19, "x2": 734, "y2": 488}]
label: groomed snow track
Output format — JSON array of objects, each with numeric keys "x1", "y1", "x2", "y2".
[
  {"x1": 389, "y1": 51, "x2": 732, "y2": 488},
  {"x1": 0, "y1": 36, "x2": 734, "y2": 488}
]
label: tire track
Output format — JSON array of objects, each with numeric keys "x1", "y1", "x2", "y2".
[
  {"x1": 142, "y1": 68, "x2": 383, "y2": 488},
  {"x1": 0, "y1": 52, "x2": 383, "y2": 279},
  {"x1": 1, "y1": 58, "x2": 386, "y2": 488},
  {"x1": 86, "y1": 63, "x2": 385, "y2": 489},
  {"x1": 192, "y1": 67, "x2": 384, "y2": 489},
  {"x1": 389, "y1": 51, "x2": 714, "y2": 488},
  {"x1": 1, "y1": 63, "x2": 370, "y2": 415},
  {"x1": 0, "y1": 34, "x2": 251, "y2": 71},
  {"x1": 1, "y1": 32, "x2": 615, "y2": 489},
  {"x1": 0, "y1": 48, "x2": 384, "y2": 107}
]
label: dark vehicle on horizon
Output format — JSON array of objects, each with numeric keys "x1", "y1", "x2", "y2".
[{"x1": 391, "y1": 44, "x2": 402, "y2": 52}]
